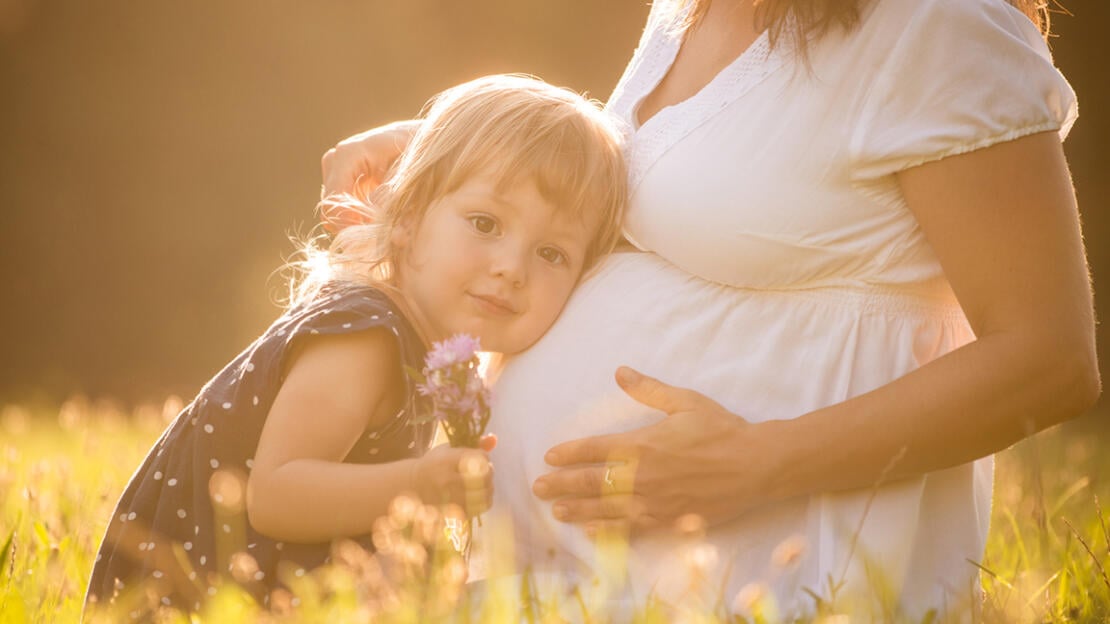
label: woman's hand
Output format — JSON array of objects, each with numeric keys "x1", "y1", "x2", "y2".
[
  {"x1": 412, "y1": 439, "x2": 496, "y2": 518},
  {"x1": 319, "y1": 120, "x2": 420, "y2": 230},
  {"x1": 532, "y1": 367, "x2": 781, "y2": 534}
]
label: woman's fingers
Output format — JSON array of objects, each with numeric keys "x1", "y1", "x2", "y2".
[
  {"x1": 534, "y1": 374, "x2": 756, "y2": 529},
  {"x1": 615, "y1": 366, "x2": 708, "y2": 414},
  {"x1": 532, "y1": 466, "x2": 601, "y2": 500},
  {"x1": 584, "y1": 514, "x2": 662, "y2": 539},
  {"x1": 544, "y1": 369, "x2": 722, "y2": 469},
  {"x1": 544, "y1": 431, "x2": 636, "y2": 467},
  {"x1": 551, "y1": 493, "x2": 646, "y2": 523},
  {"x1": 320, "y1": 121, "x2": 420, "y2": 198},
  {"x1": 321, "y1": 133, "x2": 389, "y2": 196},
  {"x1": 542, "y1": 368, "x2": 726, "y2": 474},
  {"x1": 535, "y1": 370, "x2": 751, "y2": 529},
  {"x1": 321, "y1": 143, "x2": 378, "y2": 198},
  {"x1": 533, "y1": 462, "x2": 634, "y2": 500}
]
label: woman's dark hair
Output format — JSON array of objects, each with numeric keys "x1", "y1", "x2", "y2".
[{"x1": 679, "y1": 0, "x2": 1052, "y2": 56}]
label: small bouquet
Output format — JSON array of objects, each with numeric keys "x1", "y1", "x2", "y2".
[
  {"x1": 407, "y1": 334, "x2": 492, "y2": 549},
  {"x1": 409, "y1": 333, "x2": 491, "y2": 447}
]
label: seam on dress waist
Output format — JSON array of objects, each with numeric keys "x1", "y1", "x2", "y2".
[
  {"x1": 607, "y1": 250, "x2": 967, "y2": 321},
  {"x1": 728, "y1": 283, "x2": 965, "y2": 320}
]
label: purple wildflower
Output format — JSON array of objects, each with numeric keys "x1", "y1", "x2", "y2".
[
  {"x1": 425, "y1": 334, "x2": 483, "y2": 369},
  {"x1": 413, "y1": 333, "x2": 491, "y2": 448}
]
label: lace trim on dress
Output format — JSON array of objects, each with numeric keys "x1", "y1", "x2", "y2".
[
  {"x1": 605, "y1": 1, "x2": 679, "y2": 124},
  {"x1": 610, "y1": 9, "x2": 791, "y2": 194}
]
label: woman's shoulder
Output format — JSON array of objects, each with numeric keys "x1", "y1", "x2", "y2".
[
  {"x1": 845, "y1": 0, "x2": 1075, "y2": 180},
  {"x1": 858, "y1": 0, "x2": 1047, "y2": 45}
]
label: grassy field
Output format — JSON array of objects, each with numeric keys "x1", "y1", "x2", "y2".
[{"x1": 1, "y1": 398, "x2": 1108, "y2": 623}]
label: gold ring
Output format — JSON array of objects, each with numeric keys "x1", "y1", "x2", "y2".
[{"x1": 603, "y1": 466, "x2": 616, "y2": 493}]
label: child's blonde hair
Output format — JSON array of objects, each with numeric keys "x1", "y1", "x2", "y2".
[{"x1": 291, "y1": 74, "x2": 628, "y2": 306}]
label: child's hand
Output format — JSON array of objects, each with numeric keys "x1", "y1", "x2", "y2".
[{"x1": 412, "y1": 444, "x2": 494, "y2": 517}]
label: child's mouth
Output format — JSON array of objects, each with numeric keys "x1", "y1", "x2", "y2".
[{"x1": 468, "y1": 292, "x2": 518, "y2": 316}]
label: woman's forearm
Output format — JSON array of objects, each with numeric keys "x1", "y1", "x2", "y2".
[
  {"x1": 767, "y1": 329, "x2": 1100, "y2": 503},
  {"x1": 768, "y1": 133, "x2": 1101, "y2": 504},
  {"x1": 246, "y1": 458, "x2": 417, "y2": 543}
]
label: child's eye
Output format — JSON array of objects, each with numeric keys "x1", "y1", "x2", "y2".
[
  {"x1": 469, "y1": 215, "x2": 499, "y2": 235},
  {"x1": 537, "y1": 246, "x2": 567, "y2": 265}
]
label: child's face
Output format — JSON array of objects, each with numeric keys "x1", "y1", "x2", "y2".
[{"x1": 394, "y1": 171, "x2": 594, "y2": 354}]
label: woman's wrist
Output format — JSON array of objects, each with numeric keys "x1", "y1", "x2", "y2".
[
  {"x1": 751, "y1": 394, "x2": 927, "y2": 504},
  {"x1": 748, "y1": 415, "x2": 823, "y2": 507},
  {"x1": 386, "y1": 119, "x2": 421, "y2": 136},
  {"x1": 706, "y1": 415, "x2": 808, "y2": 521}
]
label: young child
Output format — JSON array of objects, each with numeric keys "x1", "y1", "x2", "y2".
[{"x1": 85, "y1": 74, "x2": 627, "y2": 618}]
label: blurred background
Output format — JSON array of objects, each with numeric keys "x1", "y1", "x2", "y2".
[{"x1": 0, "y1": 1, "x2": 1107, "y2": 415}]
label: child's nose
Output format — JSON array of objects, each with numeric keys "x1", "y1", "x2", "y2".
[{"x1": 490, "y1": 244, "x2": 528, "y2": 287}]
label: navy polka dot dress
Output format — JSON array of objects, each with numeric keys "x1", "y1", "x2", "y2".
[{"x1": 86, "y1": 283, "x2": 433, "y2": 616}]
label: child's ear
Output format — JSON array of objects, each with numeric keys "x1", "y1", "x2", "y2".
[
  {"x1": 392, "y1": 210, "x2": 422, "y2": 248},
  {"x1": 390, "y1": 222, "x2": 411, "y2": 249}
]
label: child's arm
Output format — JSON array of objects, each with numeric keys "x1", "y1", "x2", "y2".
[{"x1": 245, "y1": 328, "x2": 492, "y2": 544}]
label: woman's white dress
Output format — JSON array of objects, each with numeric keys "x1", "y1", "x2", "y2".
[{"x1": 482, "y1": 0, "x2": 1076, "y2": 617}]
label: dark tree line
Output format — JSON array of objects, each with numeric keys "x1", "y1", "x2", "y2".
[{"x1": 0, "y1": 1, "x2": 1105, "y2": 408}]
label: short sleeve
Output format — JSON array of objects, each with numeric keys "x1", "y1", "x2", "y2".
[
  {"x1": 273, "y1": 284, "x2": 428, "y2": 428},
  {"x1": 287, "y1": 286, "x2": 406, "y2": 340},
  {"x1": 276, "y1": 284, "x2": 426, "y2": 381},
  {"x1": 848, "y1": 0, "x2": 1077, "y2": 181}
]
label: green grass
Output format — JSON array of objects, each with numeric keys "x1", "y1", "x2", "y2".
[{"x1": 1, "y1": 398, "x2": 1108, "y2": 623}]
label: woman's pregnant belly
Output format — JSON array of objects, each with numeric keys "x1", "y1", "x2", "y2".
[{"x1": 482, "y1": 252, "x2": 982, "y2": 614}]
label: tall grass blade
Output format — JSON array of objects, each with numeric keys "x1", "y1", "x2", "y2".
[
  {"x1": 1002, "y1": 508, "x2": 1031, "y2": 569},
  {"x1": 835, "y1": 446, "x2": 907, "y2": 592},
  {"x1": 0, "y1": 523, "x2": 16, "y2": 614},
  {"x1": 31, "y1": 522, "x2": 49, "y2": 549},
  {"x1": 1049, "y1": 476, "x2": 1089, "y2": 518},
  {"x1": 1061, "y1": 517, "x2": 1110, "y2": 594},
  {"x1": 0, "y1": 525, "x2": 15, "y2": 580},
  {"x1": 1096, "y1": 495, "x2": 1110, "y2": 558},
  {"x1": 1023, "y1": 570, "x2": 1059, "y2": 610},
  {"x1": 966, "y1": 558, "x2": 1013, "y2": 590}
]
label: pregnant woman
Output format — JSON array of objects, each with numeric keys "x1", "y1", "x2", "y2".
[{"x1": 321, "y1": 0, "x2": 1097, "y2": 617}]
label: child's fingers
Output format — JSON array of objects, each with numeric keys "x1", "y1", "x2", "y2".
[
  {"x1": 454, "y1": 449, "x2": 493, "y2": 515},
  {"x1": 465, "y1": 487, "x2": 493, "y2": 516},
  {"x1": 458, "y1": 449, "x2": 492, "y2": 486},
  {"x1": 440, "y1": 481, "x2": 491, "y2": 515},
  {"x1": 418, "y1": 447, "x2": 494, "y2": 512}
]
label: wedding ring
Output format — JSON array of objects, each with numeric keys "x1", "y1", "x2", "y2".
[{"x1": 603, "y1": 465, "x2": 617, "y2": 494}]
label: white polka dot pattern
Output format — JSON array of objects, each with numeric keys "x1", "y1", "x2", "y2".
[{"x1": 87, "y1": 285, "x2": 433, "y2": 609}]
